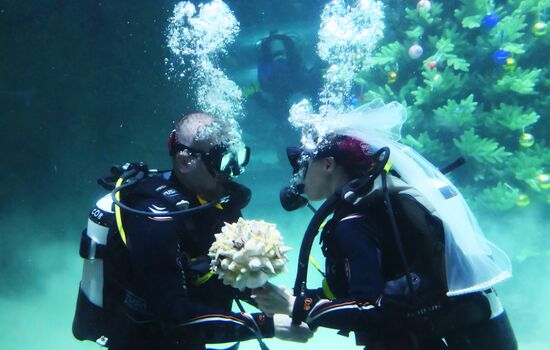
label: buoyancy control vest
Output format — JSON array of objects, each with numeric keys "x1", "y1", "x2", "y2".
[
  {"x1": 320, "y1": 174, "x2": 448, "y2": 302},
  {"x1": 321, "y1": 174, "x2": 504, "y2": 344},
  {"x1": 360, "y1": 174, "x2": 447, "y2": 297},
  {"x1": 72, "y1": 173, "x2": 189, "y2": 346},
  {"x1": 72, "y1": 171, "x2": 250, "y2": 347}
]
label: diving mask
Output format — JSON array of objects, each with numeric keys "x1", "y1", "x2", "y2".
[
  {"x1": 280, "y1": 146, "x2": 312, "y2": 211},
  {"x1": 286, "y1": 146, "x2": 314, "y2": 188},
  {"x1": 173, "y1": 142, "x2": 250, "y2": 178}
]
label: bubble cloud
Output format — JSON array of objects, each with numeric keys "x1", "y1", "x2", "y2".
[{"x1": 166, "y1": 0, "x2": 243, "y2": 147}]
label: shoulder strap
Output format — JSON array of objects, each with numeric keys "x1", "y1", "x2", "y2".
[
  {"x1": 128, "y1": 174, "x2": 191, "y2": 211},
  {"x1": 352, "y1": 174, "x2": 446, "y2": 291},
  {"x1": 113, "y1": 175, "x2": 191, "y2": 246}
]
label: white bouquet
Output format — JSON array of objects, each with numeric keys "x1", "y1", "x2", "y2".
[{"x1": 209, "y1": 218, "x2": 291, "y2": 290}]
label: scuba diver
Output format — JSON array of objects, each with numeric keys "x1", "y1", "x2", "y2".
[
  {"x1": 253, "y1": 100, "x2": 518, "y2": 349},
  {"x1": 246, "y1": 32, "x2": 325, "y2": 160},
  {"x1": 255, "y1": 32, "x2": 324, "y2": 118},
  {"x1": 72, "y1": 112, "x2": 312, "y2": 350}
]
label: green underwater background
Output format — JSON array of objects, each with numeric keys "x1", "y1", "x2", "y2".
[{"x1": 1, "y1": 0, "x2": 549, "y2": 349}]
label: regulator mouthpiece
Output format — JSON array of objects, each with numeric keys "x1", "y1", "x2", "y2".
[{"x1": 280, "y1": 185, "x2": 308, "y2": 211}]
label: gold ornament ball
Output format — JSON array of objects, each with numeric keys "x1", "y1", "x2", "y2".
[
  {"x1": 532, "y1": 22, "x2": 548, "y2": 37},
  {"x1": 388, "y1": 71, "x2": 398, "y2": 84},
  {"x1": 519, "y1": 133, "x2": 535, "y2": 148},
  {"x1": 516, "y1": 194, "x2": 530, "y2": 207},
  {"x1": 503, "y1": 57, "x2": 517, "y2": 72},
  {"x1": 536, "y1": 174, "x2": 550, "y2": 190}
]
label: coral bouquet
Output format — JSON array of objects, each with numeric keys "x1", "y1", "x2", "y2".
[{"x1": 209, "y1": 218, "x2": 291, "y2": 290}]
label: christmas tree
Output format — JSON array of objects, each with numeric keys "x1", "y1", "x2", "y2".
[{"x1": 351, "y1": 0, "x2": 550, "y2": 213}]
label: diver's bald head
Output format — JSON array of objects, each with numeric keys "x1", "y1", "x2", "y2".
[
  {"x1": 173, "y1": 111, "x2": 244, "y2": 156},
  {"x1": 175, "y1": 112, "x2": 219, "y2": 148}
]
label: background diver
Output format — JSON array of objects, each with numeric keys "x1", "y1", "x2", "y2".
[{"x1": 254, "y1": 31, "x2": 324, "y2": 119}]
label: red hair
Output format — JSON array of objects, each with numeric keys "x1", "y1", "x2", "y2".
[{"x1": 317, "y1": 135, "x2": 373, "y2": 178}]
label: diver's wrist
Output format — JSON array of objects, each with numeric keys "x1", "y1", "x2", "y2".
[
  {"x1": 252, "y1": 313, "x2": 275, "y2": 338},
  {"x1": 291, "y1": 295, "x2": 310, "y2": 323}
]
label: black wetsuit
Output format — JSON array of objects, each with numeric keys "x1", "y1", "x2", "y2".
[
  {"x1": 292, "y1": 197, "x2": 518, "y2": 349},
  {"x1": 103, "y1": 173, "x2": 273, "y2": 350}
]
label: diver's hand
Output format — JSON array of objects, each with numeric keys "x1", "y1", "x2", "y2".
[
  {"x1": 252, "y1": 282, "x2": 294, "y2": 316},
  {"x1": 273, "y1": 314, "x2": 314, "y2": 343}
]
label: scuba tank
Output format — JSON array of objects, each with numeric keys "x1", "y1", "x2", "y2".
[
  {"x1": 72, "y1": 194, "x2": 115, "y2": 346},
  {"x1": 81, "y1": 195, "x2": 114, "y2": 307}
]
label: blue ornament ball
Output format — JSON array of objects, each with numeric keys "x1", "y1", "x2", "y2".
[
  {"x1": 492, "y1": 49, "x2": 510, "y2": 66},
  {"x1": 482, "y1": 13, "x2": 499, "y2": 29}
]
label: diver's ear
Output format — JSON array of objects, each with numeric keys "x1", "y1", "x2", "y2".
[{"x1": 324, "y1": 157, "x2": 337, "y2": 172}]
